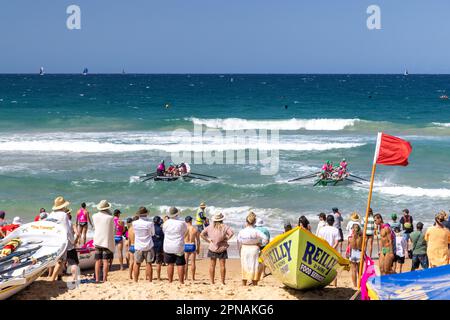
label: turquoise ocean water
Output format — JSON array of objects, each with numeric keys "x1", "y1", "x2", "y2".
[{"x1": 1, "y1": 74, "x2": 450, "y2": 234}]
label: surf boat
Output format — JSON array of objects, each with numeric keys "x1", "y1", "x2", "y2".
[
  {"x1": 0, "y1": 220, "x2": 68, "y2": 300},
  {"x1": 260, "y1": 226, "x2": 350, "y2": 290}
]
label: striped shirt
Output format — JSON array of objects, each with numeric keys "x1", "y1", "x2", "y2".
[{"x1": 362, "y1": 216, "x2": 375, "y2": 236}]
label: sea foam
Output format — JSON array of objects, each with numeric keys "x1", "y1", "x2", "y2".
[{"x1": 188, "y1": 117, "x2": 359, "y2": 131}]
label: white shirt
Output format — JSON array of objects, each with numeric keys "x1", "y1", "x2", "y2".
[
  {"x1": 395, "y1": 235, "x2": 407, "y2": 257},
  {"x1": 47, "y1": 210, "x2": 75, "y2": 250},
  {"x1": 133, "y1": 217, "x2": 155, "y2": 251},
  {"x1": 315, "y1": 220, "x2": 327, "y2": 236},
  {"x1": 318, "y1": 225, "x2": 340, "y2": 247},
  {"x1": 92, "y1": 211, "x2": 115, "y2": 253},
  {"x1": 237, "y1": 226, "x2": 269, "y2": 246},
  {"x1": 162, "y1": 218, "x2": 187, "y2": 255}
]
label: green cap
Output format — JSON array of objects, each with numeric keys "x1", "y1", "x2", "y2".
[{"x1": 391, "y1": 213, "x2": 397, "y2": 220}]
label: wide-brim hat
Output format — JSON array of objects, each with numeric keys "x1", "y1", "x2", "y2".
[
  {"x1": 199, "y1": 202, "x2": 206, "y2": 208},
  {"x1": 168, "y1": 206, "x2": 179, "y2": 218},
  {"x1": 212, "y1": 212, "x2": 224, "y2": 222},
  {"x1": 52, "y1": 196, "x2": 70, "y2": 211},
  {"x1": 97, "y1": 200, "x2": 112, "y2": 211},
  {"x1": 351, "y1": 212, "x2": 360, "y2": 221}
]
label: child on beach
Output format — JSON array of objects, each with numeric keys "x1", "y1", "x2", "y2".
[
  {"x1": 152, "y1": 216, "x2": 165, "y2": 280},
  {"x1": 315, "y1": 212, "x2": 327, "y2": 236},
  {"x1": 394, "y1": 227, "x2": 407, "y2": 273},
  {"x1": 184, "y1": 216, "x2": 200, "y2": 281},
  {"x1": 390, "y1": 214, "x2": 401, "y2": 231}
]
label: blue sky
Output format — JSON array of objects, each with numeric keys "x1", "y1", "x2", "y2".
[{"x1": 1, "y1": 0, "x2": 449, "y2": 73}]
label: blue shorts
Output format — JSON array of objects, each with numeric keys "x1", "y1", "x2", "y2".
[
  {"x1": 129, "y1": 245, "x2": 135, "y2": 254},
  {"x1": 184, "y1": 243, "x2": 196, "y2": 253},
  {"x1": 114, "y1": 236, "x2": 123, "y2": 244}
]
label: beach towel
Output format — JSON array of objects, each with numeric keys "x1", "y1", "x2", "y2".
[
  {"x1": 361, "y1": 255, "x2": 376, "y2": 300},
  {"x1": 240, "y1": 244, "x2": 260, "y2": 281},
  {"x1": 78, "y1": 240, "x2": 94, "y2": 254}
]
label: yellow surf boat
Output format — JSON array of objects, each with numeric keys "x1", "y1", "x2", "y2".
[{"x1": 260, "y1": 226, "x2": 350, "y2": 290}]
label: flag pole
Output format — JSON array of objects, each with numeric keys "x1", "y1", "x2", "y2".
[{"x1": 357, "y1": 132, "x2": 382, "y2": 289}]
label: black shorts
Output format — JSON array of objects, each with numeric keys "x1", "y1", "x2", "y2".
[
  {"x1": 338, "y1": 228, "x2": 344, "y2": 242},
  {"x1": 394, "y1": 255, "x2": 405, "y2": 264},
  {"x1": 66, "y1": 249, "x2": 79, "y2": 266},
  {"x1": 78, "y1": 222, "x2": 88, "y2": 227},
  {"x1": 207, "y1": 250, "x2": 228, "y2": 259},
  {"x1": 153, "y1": 251, "x2": 164, "y2": 264},
  {"x1": 164, "y1": 253, "x2": 186, "y2": 266},
  {"x1": 95, "y1": 246, "x2": 114, "y2": 260}
]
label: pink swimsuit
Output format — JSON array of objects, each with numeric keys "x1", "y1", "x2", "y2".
[{"x1": 77, "y1": 208, "x2": 88, "y2": 224}]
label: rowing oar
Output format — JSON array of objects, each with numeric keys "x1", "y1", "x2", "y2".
[
  {"x1": 0, "y1": 253, "x2": 57, "y2": 276},
  {"x1": 313, "y1": 180, "x2": 322, "y2": 187},
  {"x1": 189, "y1": 172, "x2": 218, "y2": 179},
  {"x1": 346, "y1": 178, "x2": 363, "y2": 184},
  {"x1": 139, "y1": 172, "x2": 157, "y2": 179},
  {"x1": 0, "y1": 246, "x2": 42, "y2": 265},
  {"x1": 186, "y1": 175, "x2": 210, "y2": 181},
  {"x1": 0, "y1": 247, "x2": 41, "y2": 270},
  {"x1": 142, "y1": 176, "x2": 156, "y2": 182},
  {"x1": 349, "y1": 174, "x2": 369, "y2": 182},
  {"x1": 288, "y1": 172, "x2": 320, "y2": 182}
]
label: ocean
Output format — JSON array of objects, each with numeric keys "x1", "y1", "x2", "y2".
[{"x1": 1, "y1": 74, "x2": 450, "y2": 234}]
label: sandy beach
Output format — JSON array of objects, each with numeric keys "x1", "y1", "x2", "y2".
[{"x1": 11, "y1": 240, "x2": 414, "y2": 301}]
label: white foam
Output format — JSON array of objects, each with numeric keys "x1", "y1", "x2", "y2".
[
  {"x1": 375, "y1": 186, "x2": 450, "y2": 198},
  {"x1": 432, "y1": 122, "x2": 450, "y2": 128},
  {"x1": 188, "y1": 117, "x2": 360, "y2": 131},
  {"x1": 0, "y1": 140, "x2": 364, "y2": 153}
]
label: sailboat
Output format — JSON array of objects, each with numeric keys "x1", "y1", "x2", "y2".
[
  {"x1": 39, "y1": 67, "x2": 44, "y2": 76},
  {"x1": 82, "y1": 68, "x2": 88, "y2": 76},
  {"x1": 122, "y1": 69, "x2": 126, "y2": 74},
  {"x1": 404, "y1": 69, "x2": 409, "y2": 76}
]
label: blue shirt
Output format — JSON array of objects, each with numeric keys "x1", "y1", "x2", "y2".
[{"x1": 152, "y1": 224, "x2": 164, "y2": 252}]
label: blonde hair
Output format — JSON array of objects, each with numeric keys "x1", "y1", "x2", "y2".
[
  {"x1": 246, "y1": 211, "x2": 257, "y2": 225},
  {"x1": 214, "y1": 220, "x2": 224, "y2": 229}
]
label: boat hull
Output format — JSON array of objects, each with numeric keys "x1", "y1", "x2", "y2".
[
  {"x1": 260, "y1": 227, "x2": 350, "y2": 290},
  {"x1": 0, "y1": 221, "x2": 68, "y2": 300}
]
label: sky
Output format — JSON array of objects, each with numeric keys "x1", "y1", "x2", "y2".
[{"x1": 0, "y1": 0, "x2": 449, "y2": 73}]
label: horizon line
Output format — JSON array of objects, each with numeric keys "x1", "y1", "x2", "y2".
[{"x1": 1, "y1": 72, "x2": 450, "y2": 75}]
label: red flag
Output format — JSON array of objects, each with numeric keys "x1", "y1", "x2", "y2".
[{"x1": 374, "y1": 133, "x2": 412, "y2": 166}]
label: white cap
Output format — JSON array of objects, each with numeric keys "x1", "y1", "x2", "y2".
[
  {"x1": 255, "y1": 218, "x2": 264, "y2": 227},
  {"x1": 13, "y1": 216, "x2": 22, "y2": 225}
]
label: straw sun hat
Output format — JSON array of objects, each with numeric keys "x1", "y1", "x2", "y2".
[
  {"x1": 52, "y1": 196, "x2": 70, "y2": 211},
  {"x1": 212, "y1": 212, "x2": 225, "y2": 222},
  {"x1": 168, "y1": 207, "x2": 180, "y2": 218},
  {"x1": 350, "y1": 212, "x2": 360, "y2": 222},
  {"x1": 97, "y1": 200, "x2": 112, "y2": 211},
  {"x1": 199, "y1": 202, "x2": 207, "y2": 209}
]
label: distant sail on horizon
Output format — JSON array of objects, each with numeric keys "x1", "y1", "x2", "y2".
[
  {"x1": 39, "y1": 67, "x2": 44, "y2": 75},
  {"x1": 404, "y1": 68, "x2": 409, "y2": 76},
  {"x1": 83, "y1": 68, "x2": 88, "y2": 75}
]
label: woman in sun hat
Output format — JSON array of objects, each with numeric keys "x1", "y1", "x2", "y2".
[
  {"x1": 237, "y1": 212, "x2": 269, "y2": 286},
  {"x1": 92, "y1": 200, "x2": 115, "y2": 283},
  {"x1": 346, "y1": 212, "x2": 361, "y2": 239},
  {"x1": 200, "y1": 212, "x2": 234, "y2": 285}
]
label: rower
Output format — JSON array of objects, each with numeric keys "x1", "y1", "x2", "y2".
[
  {"x1": 166, "y1": 162, "x2": 175, "y2": 176},
  {"x1": 156, "y1": 160, "x2": 165, "y2": 176},
  {"x1": 340, "y1": 158, "x2": 348, "y2": 171},
  {"x1": 179, "y1": 162, "x2": 187, "y2": 175}
]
